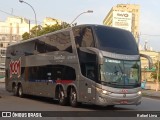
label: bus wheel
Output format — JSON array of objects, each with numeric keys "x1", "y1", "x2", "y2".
[
  {"x1": 107, "y1": 105, "x2": 115, "y2": 108},
  {"x1": 18, "y1": 85, "x2": 24, "y2": 98},
  {"x1": 59, "y1": 88, "x2": 67, "y2": 105},
  {"x1": 70, "y1": 88, "x2": 78, "y2": 107},
  {"x1": 13, "y1": 85, "x2": 18, "y2": 96}
]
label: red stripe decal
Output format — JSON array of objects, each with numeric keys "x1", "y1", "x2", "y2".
[{"x1": 56, "y1": 80, "x2": 73, "y2": 84}]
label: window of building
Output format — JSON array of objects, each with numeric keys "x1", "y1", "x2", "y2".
[
  {"x1": 2, "y1": 37, "x2": 5, "y2": 41},
  {"x1": 1, "y1": 49, "x2": 6, "y2": 55}
]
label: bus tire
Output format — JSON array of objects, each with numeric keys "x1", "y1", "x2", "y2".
[
  {"x1": 18, "y1": 85, "x2": 24, "y2": 98},
  {"x1": 70, "y1": 88, "x2": 78, "y2": 107},
  {"x1": 59, "y1": 88, "x2": 67, "y2": 105},
  {"x1": 13, "y1": 85, "x2": 18, "y2": 96},
  {"x1": 107, "y1": 105, "x2": 115, "y2": 108}
]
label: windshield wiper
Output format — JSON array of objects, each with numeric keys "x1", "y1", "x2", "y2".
[
  {"x1": 101, "y1": 81, "x2": 118, "y2": 85},
  {"x1": 114, "y1": 66, "x2": 119, "y2": 75},
  {"x1": 118, "y1": 64, "x2": 124, "y2": 74}
]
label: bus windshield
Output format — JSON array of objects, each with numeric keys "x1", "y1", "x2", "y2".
[
  {"x1": 100, "y1": 57, "x2": 141, "y2": 88},
  {"x1": 94, "y1": 26, "x2": 138, "y2": 55}
]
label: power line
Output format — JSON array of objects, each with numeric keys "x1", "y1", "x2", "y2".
[
  {"x1": 0, "y1": 9, "x2": 42, "y2": 24},
  {"x1": 0, "y1": 9, "x2": 18, "y2": 17}
]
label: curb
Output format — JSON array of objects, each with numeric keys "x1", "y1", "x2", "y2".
[
  {"x1": 143, "y1": 95, "x2": 160, "y2": 100},
  {"x1": 142, "y1": 94, "x2": 160, "y2": 100}
]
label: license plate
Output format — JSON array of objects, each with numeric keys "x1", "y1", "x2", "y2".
[{"x1": 120, "y1": 100, "x2": 128, "y2": 104}]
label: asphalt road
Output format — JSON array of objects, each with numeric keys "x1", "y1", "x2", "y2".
[{"x1": 0, "y1": 83, "x2": 160, "y2": 120}]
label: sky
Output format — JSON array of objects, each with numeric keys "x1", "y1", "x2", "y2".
[{"x1": 0, "y1": 0, "x2": 160, "y2": 52}]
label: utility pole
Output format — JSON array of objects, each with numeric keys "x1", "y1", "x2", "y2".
[
  {"x1": 137, "y1": 32, "x2": 140, "y2": 48},
  {"x1": 19, "y1": 0, "x2": 37, "y2": 36},
  {"x1": 70, "y1": 10, "x2": 93, "y2": 26},
  {"x1": 29, "y1": 20, "x2": 31, "y2": 38},
  {"x1": 156, "y1": 52, "x2": 160, "y2": 91},
  {"x1": 9, "y1": 23, "x2": 12, "y2": 44}
]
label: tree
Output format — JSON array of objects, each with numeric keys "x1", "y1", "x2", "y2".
[
  {"x1": 22, "y1": 32, "x2": 30, "y2": 40},
  {"x1": 150, "y1": 61, "x2": 160, "y2": 82},
  {"x1": 22, "y1": 22, "x2": 70, "y2": 40}
]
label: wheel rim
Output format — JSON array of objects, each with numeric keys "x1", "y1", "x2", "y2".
[
  {"x1": 71, "y1": 91, "x2": 76, "y2": 104},
  {"x1": 19, "y1": 87, "x2": 22, "y2": 96},
  {"x1": 13, "y1": 86, "x2": 17, "y2": 95},
  {"x1": 59, "y1": 91, "x2": 64, "y2": 102}
]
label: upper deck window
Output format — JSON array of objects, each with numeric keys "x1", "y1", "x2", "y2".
[
  {"x1": 73, "y1": 27, "x2": 94, "y2": 48},
  {"x1": 35, "y1": 31, "x2": 73, "y2": 53},
  {"x1": 94, "y1": 26, "x2": 138, "y2": 55}
]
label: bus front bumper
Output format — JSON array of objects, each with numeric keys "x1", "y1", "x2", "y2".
[{"x1": 95, "y1": 92, "x2": 142, "y2": 106}]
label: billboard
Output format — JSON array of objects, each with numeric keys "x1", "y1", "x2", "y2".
[{"x1": 112, "y1": 11, "x2": 132, "y2": 32}]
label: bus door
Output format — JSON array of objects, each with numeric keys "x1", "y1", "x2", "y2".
[{"x1": 79, "y1": 63, "x2": 96, "y2": 103}]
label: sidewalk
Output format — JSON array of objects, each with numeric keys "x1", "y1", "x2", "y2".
[{"x1": 142, "y1": 89, "x2": 160, "y2": 99}]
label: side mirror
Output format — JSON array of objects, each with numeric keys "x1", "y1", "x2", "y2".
[
  {"x1": 86, "y1": 47, "x2": 104, "y2": 65},
  {"x1": 79, "y1": 47, "x2": 104, "y2": 65},
  {"x1": 140, "y1": 53, "x2": 153, "y2": 69}
]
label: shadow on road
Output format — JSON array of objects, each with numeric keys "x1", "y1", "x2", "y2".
[
  {"x1": 20, "y1": 95, "x2": 133, "y2": 111},
  {"x1": 0, "y1": 83, "x2": 135, "y2": 111}
]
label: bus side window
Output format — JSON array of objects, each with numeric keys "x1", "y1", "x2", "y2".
[
  {"x1": 51, "y1": 66, "x2": 76, "y2": 81},
  {"x1": 63, "y1": 66, "x2": 76, "y2": 80},
  {"x1": 56, "y1": 71, "x2": 62, "y2": 80},
  {"x1": 45, "y1": 31, "x2": 72, "y2": 53},
  {"x1": 35, "y1": 41, "x2": 46, "y2": 53},
  {"x1": 81, "y1": 27, "x2": 94, "y2": 47},
  {"x1": 86, "y1": 65, "x2": 96, "y2": 81},
  {"x1": 73, "y1": 27, "x2": 82, "y2": 48},
  {"x1": 87, "y1": 69, "x2": 95, "y2": 80}
]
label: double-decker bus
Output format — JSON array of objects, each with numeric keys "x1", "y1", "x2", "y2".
[{"x1": 5, "y1": 24, "x2": 152, "y2": 107}]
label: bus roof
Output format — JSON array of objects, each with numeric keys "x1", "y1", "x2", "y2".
[
  {"x1": 7, "y1": 24, "x2": 130, "y2": 48},
  {"x1": 7, "y1": 26, "x2": 71, "y2": 48}
]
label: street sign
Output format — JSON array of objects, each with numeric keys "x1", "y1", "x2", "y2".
[{"x1": 145, "y1": 67, "x2": 156, "y2": 72}]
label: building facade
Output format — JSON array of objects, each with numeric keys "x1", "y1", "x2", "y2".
[
  {"x1": 0, "y1": 16, "x2": 65, "y2": 78},
  {"x1": 103, "y1": 4, "x2": 140, "y2": 42},
  {"x1": 0, "y1": 16, "x2": 35, "y2": 77}
]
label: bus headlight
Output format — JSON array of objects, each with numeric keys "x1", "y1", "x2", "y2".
[
  {"x1": 137, "y1": 91, "x2": 142, "y2": 95},
  {"x1": 96, "y1": 87, "x2": 112, "y2": 95},
  {"x1": 102, "y1": 90, "x2": 108, "y2": 94}
]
